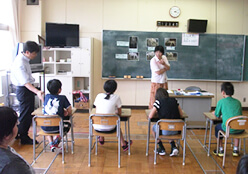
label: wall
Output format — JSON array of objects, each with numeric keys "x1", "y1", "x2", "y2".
[{"x1": 19, "y1": 0, "x2": 248, "y2": 107}]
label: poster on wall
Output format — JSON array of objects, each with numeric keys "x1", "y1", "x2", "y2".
[
  {"x1": 146, "y1": 51, "x2": 155, "y2": 61},
  {"x1": 147, "y1": 38, "x2": 159, "y2": 51},
  {"x1": 166, "y1": 52, "x2": 178, "y2": 61},
  {"x1": 164, "y1": 38, "x2": 176, "y2": 50},
  {"x1": 127, "y1": 52, "x2": 139, "y2": 61},
  {"x1": 129, "y1": 36, "x2": 138, "y2": 52},
  {"x1": 181, "y1": 33, "x2": 199, "y2": 46}
]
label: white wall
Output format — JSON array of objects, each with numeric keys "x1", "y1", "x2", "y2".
[{"x1": 19, "y1": 0, "x2": 248, "y2": 107}]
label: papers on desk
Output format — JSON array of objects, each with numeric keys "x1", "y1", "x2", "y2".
[
  {"x1": 172, "y1": 90, "x2": 214, "y2": 96},
  {"x1": 167, "y1": 90, "x2": 173, "y2": 93},
  {"x1": 201, "y1": 92, "x2": 214, "y2": 96}
]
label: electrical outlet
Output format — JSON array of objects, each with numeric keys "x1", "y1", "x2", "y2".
[{"x1": 243, "y1": 97, "x2": 246, "y2": 102}]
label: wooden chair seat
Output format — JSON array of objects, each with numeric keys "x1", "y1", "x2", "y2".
[
  {"x1": 38, "y1": 130, "x2": 60, "y2": 136},
  {"x1": 92, "y1": 129, "x2": 117, "y2": 137},
  {"x1": 160, "y1": 134, "x2": 182, "y2": 140}
]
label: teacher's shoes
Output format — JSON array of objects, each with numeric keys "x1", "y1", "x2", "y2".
[{"x1": 213, "y1": 149, "x2": 224, "y2": 157}]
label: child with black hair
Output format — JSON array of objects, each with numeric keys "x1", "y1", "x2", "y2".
[
  {"x1": 93, "y1": 80, "x2": 132, "y2": 151},
  {"x1": 42, "y1": 79, "x2": 72, "y2": 152},
  {"x1": 149, "y1": 88, "x2": 183, "y2": 156},
  {"x1": 236, "y1": 155, "x2": 248, "y2": 174},
  {"x1": 212, "y1": 82, "x2": 243, "y2": 157}
]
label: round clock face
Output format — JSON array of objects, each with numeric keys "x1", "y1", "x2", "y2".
[{"x1": 169, "y1": 6, "x2": 181, "y2": 18}]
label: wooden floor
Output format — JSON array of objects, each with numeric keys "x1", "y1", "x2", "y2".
[{"x1": 11, "y1": 109, "x2": 248, "y2": 174}]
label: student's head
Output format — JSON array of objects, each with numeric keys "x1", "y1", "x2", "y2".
[
  {"x1": 104, "y1": 80, "x2": 117, "y2": 99},
  {"x1": 23, "y1": 41, "x2": 40, "y2": 59},
  {"x1": 155, "y1": 88, "x2": 169, "y2": 100},
  {"x1": 0, "y1": 107, "x2": 18, "y2": 143},
  {"x1": 154, "y1": 45, "x2": 164, "y2": 55},
  {"x1": 47, "y1": 79, "x2": 62, "y2": 95},
  {"x1": 236, "y1": 155, "x2": 248, "y2": 174},
  {"x1": 221, "y1": 82, "x2": 234, "y2": 96}
]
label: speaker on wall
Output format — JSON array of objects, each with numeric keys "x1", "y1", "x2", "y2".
[
  {"x1": 187, "y1": 19, "x2": 208, "y2": 33},
  {"x1": 27, "y1": 0, "x2": 39, "y2": 5}
]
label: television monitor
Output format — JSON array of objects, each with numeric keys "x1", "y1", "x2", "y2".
[
  {"x1": 187, "y1": 19, "x2": 208, "y2": 33},
  {"x1": 16, "y1": 43, "x2": 43, "y2": 71},
  {"x1": 45, "y1": 22, "x2": 79, "y2": 47}
]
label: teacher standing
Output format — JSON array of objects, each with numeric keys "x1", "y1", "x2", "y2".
[{"x1": 149, "y1": 45, "x2": 170, "y2": 109}]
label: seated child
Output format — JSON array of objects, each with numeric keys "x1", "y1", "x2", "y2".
[
  {"x1": 149, "y1": 88, "x2": 183, "y2": 156},
  {"x1": 42, "y1": 79, "x2": 72, "y2": 152},
  {"x1": 93, "y1": 80, "x2": 132, "y2": 151},
  {"x1": 212, "y1": 82, "x2": 244, "y2": 157}
]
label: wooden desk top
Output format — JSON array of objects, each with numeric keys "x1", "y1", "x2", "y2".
[
  {"x1": 90, "y1": 108, "x2": 131, "y2": 118},
  {"x1": 203, "y1": 112, "x2": 222, "y2": 121},
  {"x1": 32, "y1": 107, "x2": 77, "y2": 116},
  {"x1": 145, "y1": 109, "x2": 188, "y2": 119}
]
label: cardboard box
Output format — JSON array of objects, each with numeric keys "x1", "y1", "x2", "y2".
[{"x1": 74, "y1": 100, "x2": 89, "y2": 109}]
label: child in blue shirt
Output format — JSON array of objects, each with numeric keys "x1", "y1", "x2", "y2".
[{"x1": 42, "y1": 79, "x2": 72, "y2": 152}]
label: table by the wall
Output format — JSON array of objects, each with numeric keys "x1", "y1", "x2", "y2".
[{"x1": 170, "y1": 92, "x2": 214, "y2": 128}]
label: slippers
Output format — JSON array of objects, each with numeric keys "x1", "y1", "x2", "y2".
[{"x1": 98, "y1": 136, "x2": 104, "y2": 145}]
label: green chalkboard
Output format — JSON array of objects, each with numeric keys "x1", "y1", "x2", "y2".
[
  {"x1": 244, "y1": 36, "x2": 248, "y2": 81},
  {"x1": 102, "y1": 30, "x2": 245, "y2": 81}
]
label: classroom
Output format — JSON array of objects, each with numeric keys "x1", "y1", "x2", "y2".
[{"x1": 1, "y1": 0, "x2": 248, "y2": 173}]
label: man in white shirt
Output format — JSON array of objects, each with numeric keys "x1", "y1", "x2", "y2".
[{"x1": 11, "y1": 41, "x2": 44, "y2": 145}]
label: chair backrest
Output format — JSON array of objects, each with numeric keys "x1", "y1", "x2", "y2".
[
  {"x1": 90, "y1": 114, "x2": 119, "y2": 126},
  {"x1": 185, "y1": 86, "x2": 201, "y2": 91},
  {"x1": 157, "y1": 119, "x2": 185, "y2": 131},
  {"x1": 34, "y1": 115, "x2": 61, "y2": 127},
  {"x1": 226, "y1": 116, "x2": 248, "y2": 130}
]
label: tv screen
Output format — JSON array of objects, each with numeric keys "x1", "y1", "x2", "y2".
[
  {"x1": 46, "y1": 22, "x2": 79, "y2": 47},
  {"x1": 187, "y1": 19, "x2": 208, "y2": 33}
]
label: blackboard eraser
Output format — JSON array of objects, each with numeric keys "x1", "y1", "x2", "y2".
[
  {"x1": 127, "y1": 75, "x2": 131, "y2": 78},
  {"x1": 124, "y1": 75, "x2": 128, "y2": 78}
]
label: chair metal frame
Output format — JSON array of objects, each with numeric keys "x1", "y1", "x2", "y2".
[
  {"x1": 154, "y1": 119, "x2": 187, "y2": 165},
  {"x1": 217, "y1": 115, "x2": 248, "y2": 168},
  {"x1": 88, "y1": 114, "x2": 121, "y2": 168},
  {"x1": 32, "y1": 114, "x2": 74, "y2": 165}
]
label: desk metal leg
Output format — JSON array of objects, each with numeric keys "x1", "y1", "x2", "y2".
[
  {"x1": 125, "y1": 121, "x2": 127, "y2": 141},
  {"x1": 208, "y1": 120, "x2": 213, "y2": 156},
  {"x1": 203, "y1": 118, "x2": 209, "y2": 148},
  {"x1": 146, "y1": 118, "x2": 151, "y2": 156},
  {"x1": 70, "y1": 116, "x2": 74, "y2": 154},
  {"x1": 128, "y1": 118, "x2": 131, "y2": 155}
]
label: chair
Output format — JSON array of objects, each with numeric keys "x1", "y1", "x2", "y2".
[
  {"x1": 32, "y1": 114, "x2": 74, "y2": 165},
  {"x1": 217, "y1": 116, "x2": 248, "y2": 168},
  {"x1": 88, "y1": 114, "x2": 121, "y2": 168},
  {"x1": 154, "y1": 119, "x2": 187, "y2": 165},
  {"x1": 185, "y1": 86, "x2": 201, "y2": 91}
]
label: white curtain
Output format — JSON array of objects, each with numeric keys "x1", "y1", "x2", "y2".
[{"x1": 10, "y1": 0, "x2": 20, "y2": 46}]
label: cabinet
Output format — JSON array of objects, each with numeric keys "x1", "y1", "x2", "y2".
[{"x1": 41, "y1": 38, "x2": 93, "y2": 109}]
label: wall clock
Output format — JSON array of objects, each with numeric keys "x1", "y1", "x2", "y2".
[{"x1": 169, "y1": 6, "x2": 181, "y2": 18}]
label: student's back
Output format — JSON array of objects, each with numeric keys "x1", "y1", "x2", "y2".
[
  {"x1": 154, "y1": 97, "x2": 180, "y2": 119},
  {"x1": 94, "y1": 93, "x2": 121, "y2": 114}
]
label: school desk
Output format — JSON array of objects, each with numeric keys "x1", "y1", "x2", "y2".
[
  {"x1": 169, "y1": 90, "x2": 214, "y2": 128},
  {"x1": 203, "y1": 112, "x2": 222, "y2": 156},
  {"x1": 90, "y1": 108, "x2": 132, "y2": 155},
  {"x1": 145, "y1": 109, "x2": 188, "y2": 156}
]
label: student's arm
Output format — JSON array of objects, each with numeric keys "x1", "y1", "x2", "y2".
[
  {"x1": 117, "y1": 107, "x2": 122, "y2": 116},
  {"x1": 149, "y1": 107, "x2": 157, "y2": 119},
  {"x1": 24, "y1": 83, "x2": 44, "y2": 102},
  {"x1": 64, "y1": 106, "x2": 72, "y2": 116},
  {"x1": 178, "y1": 105, "x2": 183, "y2": 117}
]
